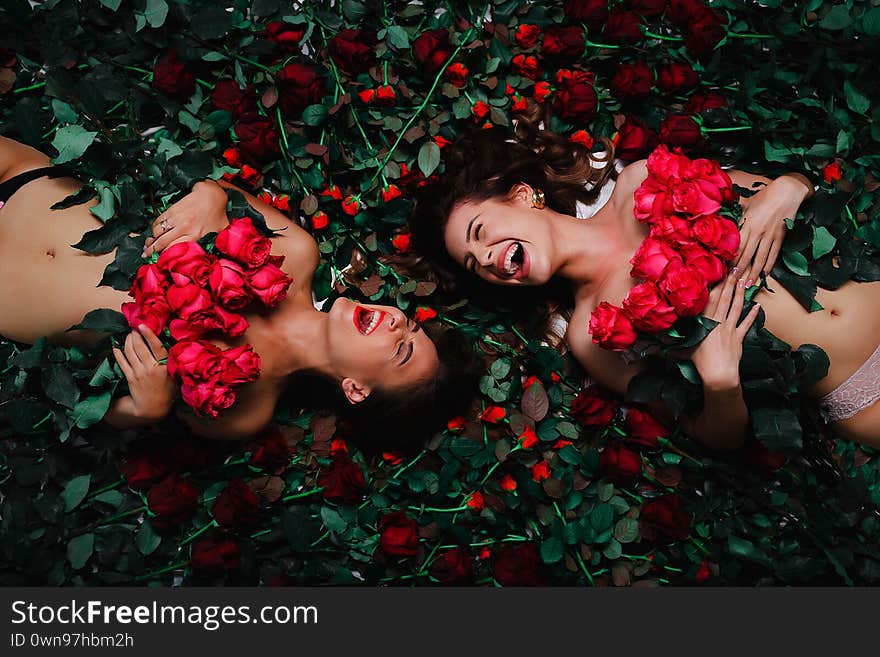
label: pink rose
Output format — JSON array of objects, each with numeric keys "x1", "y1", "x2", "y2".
[
  {"x1": 651, "y1": 214, "x2": 696, "y2": 246},
  {"x1": 589, "y1": 301, "x2": 638, "y2": 351},
  {"x1": 633, "y1": 177, "x2": 674, "y2": 224},
  {"x1": 659, "y1": 265, "x2": 709, "y2": 317},
  {"x1": 129, "y1": 263, "x2": 169, "y2": 301},
  {"x1": 214, "y1": 217, "x2": 272, "y2": 267},
  {"x1": 678, "y1": 243, "x2": 725, "y2": 285},
  {"x1": 208, "y1": 259, "x2": 253, "y2": 311},
  {"x1": 246, "y1": 262, "x2": 293, "y2": 308},
  {"x1": 218, "y1": 345, "x2": 262, "y2": 386},
  {"x1": 622, "y1": 282, "x2": 679, "y2": 332},
  {"x1": 692, "y1": 214, "x2": 740, "y2": 261},
  {"x1": 646, "y1": 144, "x2": 690, "y2": 184},
  {"x1": 629, "y1": 236, "x2": 685, "y2": 281},
  {"x1": 156, "y1": 241, "x2": 215, "y2": 286},
  {"x1": 671, "y1": 179, "x2": 724, "y2": 217},
  {"x1": 122, "y1": 297, "x2": 172, "y2": 336}
]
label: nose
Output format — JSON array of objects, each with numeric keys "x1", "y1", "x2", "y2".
[
  {"x1": 473, "y1": 246, "x2": 493, "y2": 270},
  {"x1": 387, "y1": 308, "x2": 406, "y2": 333}
]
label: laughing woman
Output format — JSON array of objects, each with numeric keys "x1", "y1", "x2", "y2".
[
  {"x1": 0, "y1": 136, "x2": 476, "y2": 443},
  {"x1": 410, "y1": 125, "x2": 880, "y2": 450}
]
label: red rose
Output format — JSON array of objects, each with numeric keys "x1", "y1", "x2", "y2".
[
  {"x1": 223, "y1": 147, "x2": 242, "y2": 168},
  {"x1": 615, "y1": 115, "x2": 659, "y2": 161},
  {"x1": 571, "y1": 383, "x2": 619, "y2": 426},
  {"x1": 533, "y1": 81, "x2": 552, "y2": 103},
  {"x1": 640, "y1": 494, "x2": 690, "y2": 542},
  {"x1": 191, "y1": 536, "x2": 241, "y2": 574},
  {"x1": 265, "y1": 21, "x2": 306, "y2": 51},
  {"x1": 381, "y1": 184, "x2": 403, "y2": 203},
  {"x1": 329, "y1": 29, "x2": 376, "y2": 75},
  {"x1": 515, "y1": 24, "x2": 542, "y2": 49},
  {"x1": 121, "y1": 296, "x2": 172, "y2": 336},
  {"x1": 531, "y1": 461, "x2": 551, "y2": 482},
  {"x1": 119, "y1": 447, "x2": 167, "y2": 491},
  {"x1": 215, "y1": 217, "x2": 272, "y2": 268},
  {"x1": 211, "y1": 80, "x2": 256, "y2": 119},
  {"x1": 447, "y1": 416, "x2": 466, "y2": 432},
  {"x1": 167, "y1": 340, "x2": 225, "y2": 384},
  {"x1": 444, "y1": 62, "x2": 469, "y2": 87},
  {"x1": 660, "y1": 114, "x2": 703, "y2": 149},
  {"x1": 500, "y1": 474, "x2": 517, "y2": 491},
  {"x1": 466, "y1": 491, "x2": 485, "y2": 511},
  {"x1": 391, "y1": 233, "x2": 411, "y2": 253},
  {"x1": 248, "y1": 427, "x2": 293, "y2": 470},
  {"x1": 166, "y1": 284, "x2": 248, "y2": 340},
  {"x1": 318, "y1": 454, "x2": 367, "y2": 504},
  {"x1": 180, "y1": 379, "x2": 236, "y2": 418},
  {"x1": 492, "y1": 543, "x2": 544, "y2": 586},
  {"x1": 651, "y1": 215, "x2": 694, "y2": 245},
  {"x1": 412, "y1": 29, "x2": 451, "y2": 72},
  {"x1": 341, "y1": 195, "x2": 361, "y2": 215},
  {"x1": 603, "y1": 10, "x2": 644, "y2": 44},
  {"x1": 563, "y1": 0, "x2": 609, "y2": 29},
  {"x1": 626, "y1": 0, "x2": 668, "y2": 18},
  {"x1": 152, "y1": 49, "x2": 195, "y2": 100},
  {"x1": 276, "y1": 63, "x2": 326, "y2": 116},
  {"x1": 685, "y1": 90, "x2": 727, "y2": 115},
  {"x1": 430, "y1": 548, "x2": 474, "y2": 584},
  {"x1": 480, "y1": 405, "x2": 506, "y2": 424},
  {"x1": 311, "y1": 211, "x2": 329, "y2": 230},
  {"x1": 207, "y1": 259, "x2": 252, "y2": 311},
  {"x1": 678, "y1": 243, "x2": 724, "y2": 285},
  {"x1": 645, "y1": 143, "x2": 691, "y2": 183},
  {"x1": 511, "y1": 54, "x2": 540, "y2": 80},
  {"x1": 147, "y1": 474, "x2": 199, "y2": 530},
  {"x1": 129, "y1": 263, "x2": 169, "y2": 301},
  {"x1": 668, "y1": 0, "x2": 709, "y2": 25},
  {"x1": 413, "y1": 306, "x2": 437, "y2": 322},
  {"x1": 358, "y1": 88, "x2": 375, "y2": 104},
  {"x1": 234, "y1": 112, "x2": 279, "y2": 165},
  {"x1": 610, "y1": 62, "x2": 654, "y2": 100},
  {"x1": 685, "y1": 11, "x2": 727, "y2": 59},
  {"x1": 553, "y1": 69, "x2": 598, "y2": 123},
  {"x1": 472, "y1": 100, "x2": 490, "y2": 121},
  {"x1": 378, "y1": 511, "x2": 419, "y2": 556},
  {"x1": 685, "y1": 157, "x2": 734, "y2": 195},
  {"x1": 212, "y1": 478, "x2": 260, "y2": 530},
  {"x1": 541, "y1": 25, "x2": 585, "y2": 59},
  {"x1": 600, "y1": 442, "x2": 643, "y2": 483},
  {"x1": 218, "y1": 344, "x2": 261, "y2": 386},
  {"x1": 589, "y1": 301, "x2": 637, "y2": 351},
  {"x1": 518, "y1": 426, "x2": 540, "y2": 449},
  {"x1": 822, "y1": 161, "x2": 842, "y2": 183},
  {"x1": 622, "y1": 282, "x2": 678, "y2": 332},
  {"x1": 659, "y1": 265, "x2": 709, "y2": 317},
  {"x1": 629, "y1": 236, "x2": 684, "y2": 281},
  {"x1": 671, "y1": 179, "x2": 723, "y2": 217},
  {"x1": 246, "y1": 261, "x2": 293, "y2": 308},
  {"x1": 570, "y1": 130, "x2": 594, "y2": 148},
  {"x1": 692, "y1": 215, "x2": 740, "y2": 261},
  {"x1": 157, "y1": 241, "x2": 215, "y2": 286},
  {"x1": 624, "y1": 408, "x2": 670, "y2": 449},
  {"x1": 656, "y1": 62, "x2": 699, "y2": 94}
]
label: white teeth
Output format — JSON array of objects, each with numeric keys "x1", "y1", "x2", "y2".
[
  {"x1": 504, "y1": 243, "x2": 520, "y2": 275},
  {"x1": 365, "y1": 311, "x2": 379, "y2": 335}
]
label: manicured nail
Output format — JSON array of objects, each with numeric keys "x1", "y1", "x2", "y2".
[
  {"x1": 731, "y1": 266, "x2": 739, "y2": 277},
  {"x1": 138, "y1": 324, "x2": 147, "y2": 332},
  {"x1": 737, "y1": 277, "x2": 745, "y2": 287},
  {"x1": 746, "y1": 279, "x2": 754, "y2": 287}
]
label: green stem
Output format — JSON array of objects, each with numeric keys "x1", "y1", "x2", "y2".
[
  {"x1": 98, "y1": 505, "x2": 146, "y2": 526},
  {"x1": 87, "y1": 477, "x2": 125, "y2": 499},
  {"x1": 179, "y1": 519, "x2": 218, "y2": 547},
  {"x1": 726, "y1": 32, "x2": 773, "y2": 39},
  {"x1": 408, "y1": 503, "x2": 470, "y2": 513},
  {"x1": 701, "y1": 126, "x2": 752, "y2": 133},
  {"x1": 134, "y1": 561, "x2": 188, "y2": 582},
  {"x1": 642, "y1": 29, "x2": 684, "y2": 42},
  {"x1": 283, "y1": 487, "x2": 324, "y2": 502}
]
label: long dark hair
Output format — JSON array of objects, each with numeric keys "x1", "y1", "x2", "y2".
[
  {"x1": 407, "y1": 104, "x2": 618, "y2": 342},
  {"x1": 284, "y1": 319, "x2": 480, "y2": 456}
]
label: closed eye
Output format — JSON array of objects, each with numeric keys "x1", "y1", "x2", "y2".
[
  {"x1": 474, "y1": 224, "x2": 482, "y2": 241},
  {"x1": 400, "y1": 341, "x2": 414, "y2": 366}
]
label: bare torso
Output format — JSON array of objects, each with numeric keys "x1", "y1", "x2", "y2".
[{"x1": 565, "y1": 165, "x2": 880, "y2": 441}]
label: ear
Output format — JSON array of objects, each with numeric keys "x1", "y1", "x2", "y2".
[
  {"x1": 341, "y1": 377, "x2": 372, "y2": 405},
  {"x1": 508, "y1": 182, "x2": 533, "y2": 205}
]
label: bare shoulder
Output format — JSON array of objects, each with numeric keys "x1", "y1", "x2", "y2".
[{"x1": 614, "y1": 159, "x2": 649, "y2": 194}]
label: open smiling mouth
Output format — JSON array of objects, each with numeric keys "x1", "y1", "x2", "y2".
[
  {"x1": 500, "y1": 241, "x2": 525, "y2": 276},
  {"x1": 354, "y1": 305, "x2": 386, "y2": 335}
]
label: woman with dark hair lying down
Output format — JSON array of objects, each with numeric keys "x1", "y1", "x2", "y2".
[
  {"x1": 0, "y1": 136, "x2": 478, "y2": 444},
  {"x1": 409, "y1": 118, "x2": 880, "y2": 450}
]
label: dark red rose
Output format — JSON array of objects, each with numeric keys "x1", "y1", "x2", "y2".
[
  {"x1": 218, "y1": 345, "x2": 261, "y2": 387},
  {"x1": 541, "y1": 25, "x2": 585, "y2": 59},
  {"x1": 624, "y1": 408, "x2": 670, "y2": 449},
  {"x1": 147, "y1": 474, "x2": 199, "y2": 530},
  {"x1": 492, "y1": 543, "x2": 545, "y2": 586},
  {"x1": 656, "y1": 62, "x2": 699, "y2": 94},
  {"x1": 742, "y1": 439, "x2": 787, "y2": 472},
  {"x1": 659, "y1": 264, "x2": 709, "y2": 317},
  {"x1": 156, "y1": 242, "x2": 215, "y2": 286},
  {"x1": 571, "y1": 383, "x2": 619, "y2": 427},
  {"x1": 430, "y1": 548, "x2": 475, "y2": 584},
  {"x1": 191, "y1": 535, "x2": 241, "y2": 574},
  {"x1": 659, "y1": 114, "x2": 703, "y2": 149},
  {"x1": 563, "y1": 0, "x2": 609, "y2": 29},
  {"x1": 329, "y1": 29, "x2": 377, "y2": 75},
  {"x1": 152, "y1": 49, "x2": 195, "y2": 100},
  {"x1": 600, "y1": 442, "x2": 643, "y2": 483},
  {"x1": 589, "y1": 301, "x2": 638, "y2": 351},
  {"x1": 514, "y1": 24, "x2": 542, "y2": 49},
  {"x1": 119, "y1": 446, "x2": 167, "y2": 491},
  {"x1": 249, "y1": 427, "x2": 294, "y2": 470},
  {"x1": 603, "y1": 10, "x2": 644, "y2": 44},
  {"x1": 615, "y1": 115, "x2": 659, "y2": 160},
  {"x1": 212, "y1": 478, "x2": 260, "y2": 530},
  {"x1": 276, "y1": 63, "x2": 327, "y2": 116},
  {"x1": 553, "y1": 69, "x2": 598, "y2": 122},
  {"x1": 215, "y1": 217, "x2": 272, "y2": 268},
  {"x1": 640, "y1": 494, "x2": 690, "y2": 542},
  {"x1": 610, "y1": 62, "x2": 654, "y2": 99},
  {"x1": 668, "y1": 0, "x2": 711, "y2": 25},
  {"x1": 234, "y1": 112, "x2": 279, "y2": 164},
  {"x1": 317, "y1": 455, "x2": 367, "y2": 504},
  {"x1": 211, "y1": 79, "x2": 256, "y2": 119},
  {"x1": 622, "y1": 282, "x2": 678, "y2": 332},
  {"x1": 207, "y1": 259, "x2": 252, "y2": 311},
  {"x1": 511, "y1": 54, "x2": 540, "y2": 80},
  {"x1": 413, "y1": 29, "x2": 451, "y2": 73},
  {"x1": 378, "y1": 511, "x2": 419, "y2": 556},
  {"x1": 265, "y1": 21, "x2": 306, "y2": 51},
  {"x1": 684, "y1": 90, "x2": 728, "y2": 115},
  {"x1": 685, "y1": 11, "x2": 727, "y2": 58},
  {"x1": 625, "y1": 0, "x2": 668, "y2": 18}
]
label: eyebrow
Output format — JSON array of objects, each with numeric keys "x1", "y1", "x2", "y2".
[
  {"x1": 408, "y1": 318, "x2": 421, "y2": 334},
  {"x1": 465, "y1": 214, "x2": 480, "y2": 243}
]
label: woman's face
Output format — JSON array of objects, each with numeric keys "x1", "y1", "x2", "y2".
[
  {"x1": 443, "y1": 189, "x2": 555, "y2": 286},
  {"x1": 327, "y1": 298, "x2": 439, "y2": 400}
]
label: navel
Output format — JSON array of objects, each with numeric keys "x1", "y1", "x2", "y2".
[{"x1": 45, "y1": 248, "x2": 55, "y2": 258}]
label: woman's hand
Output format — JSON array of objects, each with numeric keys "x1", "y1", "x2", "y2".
[
  {"x1": 142, "y1": 179, "x2": 229, "y2": 257},
  {"x1": 690, "y1": 270, "x2": 762, "y2": 391},
  {"x1": 112, "y1": 325, "x2": 176, "y2": 423},
  {"x1": 732, "y1": 175, "x2": 811, "y2": 285}
]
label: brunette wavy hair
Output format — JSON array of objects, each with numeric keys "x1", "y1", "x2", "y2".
[{"x1": 406, "y1": 104, "x2": 618, "y2": 343}]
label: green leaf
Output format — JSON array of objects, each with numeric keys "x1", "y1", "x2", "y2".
[
  {"x1": 811, "y1": 226, "x2": 836, "y2": 260},
  {"x1": 143, "y1": 0, "x2": 169, "y2": 28},
  {"x1": 818, "y1": 5, "x2": 852, "y2": 31},
  {"x1": 418, "y1": 141, "x2": 441, "y2": 177},
  {"x1": 67, "y1": 533, "x2": 94, "y2": 570},
  {"x1": 540, "y1": 536, "x2": 564, "y2": 564},
  {"x1": 859, "y1": 8, "x2": 880, "y2": 35},
  {"x1": 51, "y1": 125, "x2": 98, "y2": 164},
  {"x1": 99, "y1": 0, "x2": 123, "y2": 10},
  {"x1": 71, "y1": 390, "x2": 113, "y2": 429},
  {"x1": 386, "y1": 25, "x2": 410, "y2": 49},
  {"x1": 843, "y1": 80, "x2": 870, "y2": 115},
  {"x1": 62, "y1": 474, "x2": 91, "y2": 512},
  {"x1": 43, "y1": 364, "x2": 79, "y2": 409},
  {"x1": 728, "y1": 535, "x2": 771, "y2": 566},
  {"x1": 614, "y1": 518, "x2": 640, "y2": 544},
  {"x1": 88, "y1": 183, "x2": 117, "y2": 222},
  {"x1": 51, "y1": 185, "x2": 96, "y2": 210},
  {"x1": 302, "y1": 104, "x2": 329, "y2": 126},
  {"x1": 136, "y1": 521, "x2": 162, "y2": 556},
  {"x1": 320, "y1": 506, "x2": 348, "y2": 533},
  {"x1": 782, "y1": 250, "x2": 810, "y2": 276},
  {"x1": 675, "y1": 360, "x2": 701, "y2": 384},
  {"x1": 490, "y1": 358, "x2": 511, "y2": 380}
]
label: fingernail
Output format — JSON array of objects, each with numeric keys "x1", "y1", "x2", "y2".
[
  {"x1": 737, "y1": 278, "x2": 745, "y2": 287},
  {"x1": 138, "y1": 324, "x2": 147, "y2": 332},
  {"x1": 746, "y1": 279, "x2": 754, "y2": 287},
  {"x1": 731, "y1": 266, "x2": 739, "y2": 277}
]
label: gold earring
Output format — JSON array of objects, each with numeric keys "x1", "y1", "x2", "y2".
[{"x1": 531, "y1": 189, "x2": 545, "y2": 209}]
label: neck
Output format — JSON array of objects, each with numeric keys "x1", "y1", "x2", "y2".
[
  {"x1": 265, "y1": 304, "x2": 336, "y2": 379},
  {"x1": 549, "y1": 209, "x2": 631, "y2": 291}
]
